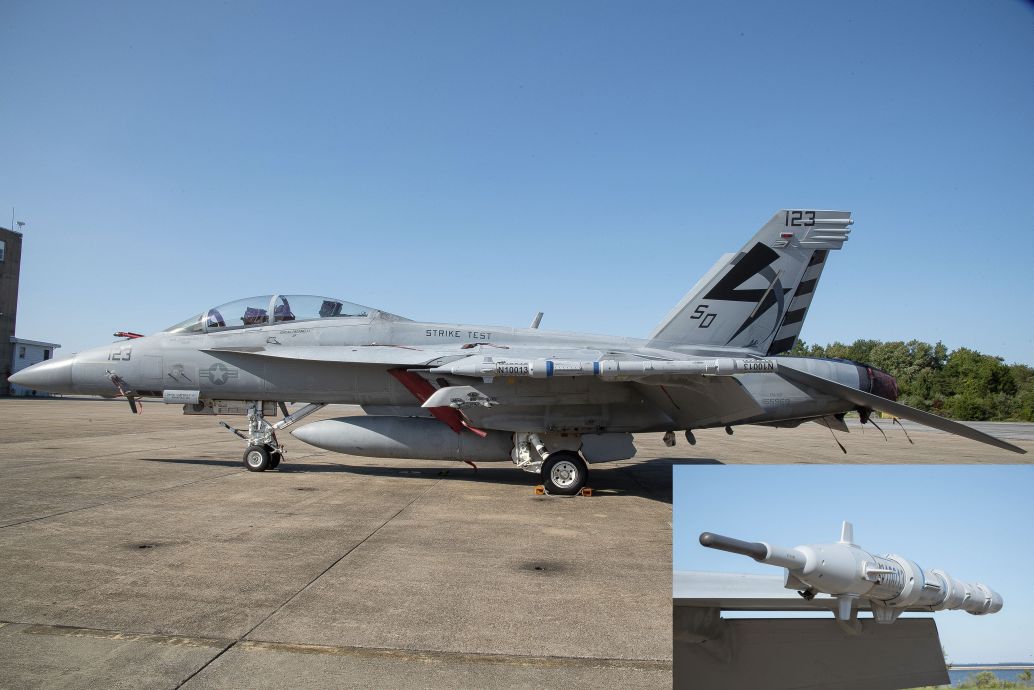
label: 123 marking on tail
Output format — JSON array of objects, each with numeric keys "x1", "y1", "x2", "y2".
[{"x1": 785, "y1": 210, "x2": 817, "y2": 227}]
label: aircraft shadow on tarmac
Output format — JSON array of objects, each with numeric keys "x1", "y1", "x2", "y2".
[{"x1": 139, "y1": 455, "x2": 724, "y2": 504}]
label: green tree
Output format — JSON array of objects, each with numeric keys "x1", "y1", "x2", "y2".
[
  {"x1": 864, "y1": 339, "x2": 947, "y2": 410},
  {"x1": 823, "y1": 341, "x2": 852, "y2": 360},
  {"x1": 805, "y1": 342, "x2": 828, "y2": 357},
  {"x1": 959, "y1": 670, "x2": 1001, "y2": 688},
  {"x1": 787, "y1": 339, "x2": 1031, "y2": 421},
  {"x1": 1009, "y1": 364, "x2": 1034, "y2": 422},
  {"x1": 788, "y1": 338, "x2": 811, "y2": 357},
  {"x1": 941, "y1": 348, "x2": 1017, "y2": 421}
]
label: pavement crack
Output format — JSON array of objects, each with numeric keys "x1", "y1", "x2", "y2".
[
  {"x1": 10, "y1": 622, "x2": 231, "y2": 649},
  {"x1": 2, "y1": 621, "x2": 672, "y2": 673},
  {"x1": 172, "y1": 479, "x2": 442, "y2": 689},
  {"x1": 237, "y1": 639, "x2": 673, "y2": 670}
]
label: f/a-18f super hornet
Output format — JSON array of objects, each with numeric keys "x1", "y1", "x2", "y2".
[{"x1": 11, "y1": 210, "x2": 1025, "y2": 494}]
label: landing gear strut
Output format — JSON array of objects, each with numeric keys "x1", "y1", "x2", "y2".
[{"x1": 221, "y1": 402, "x2": 326, "y2": 472}]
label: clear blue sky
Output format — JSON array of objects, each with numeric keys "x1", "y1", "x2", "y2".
[
  {"x1": 1, "y1": 1, "x2": 1032, "y2": 363},
  {"x1": 673, "y1": 465, "x2": 1034, "y2": 664}
]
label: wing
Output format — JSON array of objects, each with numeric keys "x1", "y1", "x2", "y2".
[
  {"x1": 204, "y1": 344, "x2": 489, "y2": 433},
  {"x1": 208, "y1": 344, "x2": 748, "y2": 430},
  {"x1": 202, "y1": 344, "x2": 456, "y2": 367},
  {"x1": 422, "y1": 348, "x2": 767, "y2": 428},
  {"x1": 776, "y1": 362, "x2": 1027, "y2": 454}
]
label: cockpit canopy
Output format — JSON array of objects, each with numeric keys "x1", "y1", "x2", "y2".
[{"x1": 164, "y1": 295, "x2": 375, "y2": 334}]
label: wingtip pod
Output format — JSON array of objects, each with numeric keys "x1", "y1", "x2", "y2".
[
  {"x1": 964, "y1": 582, "x2": 1004, "y2": 615},
  {"x1": 973, "y1": 583, "x2": 1004, "y2": 615},
  {"x1": 699, "y1": 522, "x2": 1004, "y2": 621},
  {"x1": 929, "y1": 570, "x2": 1004, "y2": 615}
]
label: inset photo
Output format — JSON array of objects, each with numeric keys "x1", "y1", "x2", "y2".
[{"x1": 673, "y1": 465, "x2": 1034, "y2": 690}]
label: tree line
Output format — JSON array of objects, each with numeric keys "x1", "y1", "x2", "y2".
[{"x1": 787, "y1": 339, "x2": 1034, "y2": 422}]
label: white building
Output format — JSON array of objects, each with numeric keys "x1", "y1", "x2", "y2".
[{"x1": 9, "y1": 337, "x2": 61, "y2": 396}]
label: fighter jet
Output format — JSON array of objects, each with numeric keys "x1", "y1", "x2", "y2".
[{"x1": 11, "y1": 210, "x2": 1024, "y2": 494}]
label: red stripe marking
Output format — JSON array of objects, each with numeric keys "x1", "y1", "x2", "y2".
[{"x1": 387, "y1": 368, "x2": 486, "y2": 436}]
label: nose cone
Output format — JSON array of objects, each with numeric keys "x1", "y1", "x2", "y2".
[{"x1": 9, "y1": 357, "x2": 76, "y2": 394}]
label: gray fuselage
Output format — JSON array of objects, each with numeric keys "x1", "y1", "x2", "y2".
[{"x1": 33, "y1": 310, "x2": 871, "y2": 434}]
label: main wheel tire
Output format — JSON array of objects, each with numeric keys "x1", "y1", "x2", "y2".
[
  {"x1": 243, "y1": 445, "x2": 272, "y2": 472},
  {"x1": 541, "y1": 451, "x2": 588, "y2": 496},
  {"x1": 269, "y1": 451, "x2": 281, "y2": 469}
]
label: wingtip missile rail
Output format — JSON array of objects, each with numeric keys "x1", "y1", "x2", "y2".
[
  {"x1": 430, "y1": 355, "x2": 777, "y2": 382},
  {"x1": 699, "y1": 521, "x2": 1003, "y2": 623}
]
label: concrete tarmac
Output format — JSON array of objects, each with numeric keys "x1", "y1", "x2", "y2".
[{"x1": 1, "y1": 399, "x2": 1030, "y2": 688}]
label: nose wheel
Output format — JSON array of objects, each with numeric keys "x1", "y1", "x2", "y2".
[
  {"x1": 540, "y1": 451, "x2": 588, "y2": 496},
  {"x1": 243, "y1": 444, "x2": 280, "y2": 472}
]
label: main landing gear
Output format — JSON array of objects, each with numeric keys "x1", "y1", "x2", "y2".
[
  {"x1": 540, "y1": 451, "x2": 588, "y2": 496},
  {"x1": 512, "y1": 433, "x2": 590, "y2": 496},
  {"x1": 221, "y1": 401, "x2": 325, "y2": 472}
]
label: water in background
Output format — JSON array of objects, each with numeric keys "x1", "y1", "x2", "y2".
[{"x1": 948, "y1": 668, "x2": 1031, "y2": 686}]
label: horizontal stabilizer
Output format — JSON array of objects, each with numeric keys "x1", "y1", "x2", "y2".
[{"x1": 777, "y1": 364, "x2": 1026, "y2": 454}]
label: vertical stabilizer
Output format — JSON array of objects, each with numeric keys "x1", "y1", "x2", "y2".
[{"x1": 649, "y1": 210, "x2": 853, "y2": 354}]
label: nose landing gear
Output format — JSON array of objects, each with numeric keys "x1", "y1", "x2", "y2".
[
  {"x1": 244, "y1": 444, "x2": 280, "y2": 472},
  {"x1": 221, "y1": 401, "x2": 325, "y2": 472}
]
